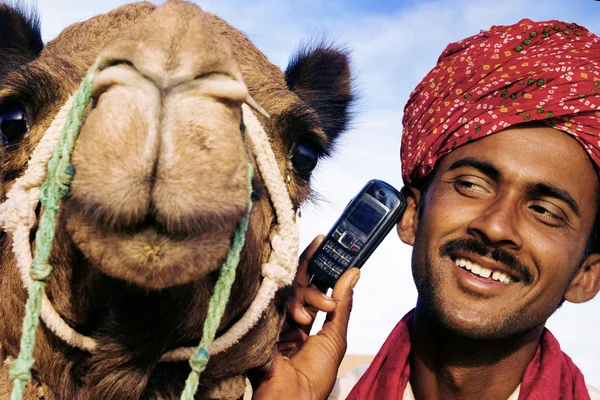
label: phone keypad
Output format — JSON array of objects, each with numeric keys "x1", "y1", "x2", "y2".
[
  {"x1": 321, "y1": 238, "x2": 355, "y2": 270},
  {"x1": 313, "y1": 228, "x2": 369, "y2": 283},
  {"x1": 313, "y1": 254, "x2": 343, "y2": 279}
]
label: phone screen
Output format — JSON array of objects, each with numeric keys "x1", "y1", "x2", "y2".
[{"x1": 347, "y1": 201, "x2": 384, "y2": 236}]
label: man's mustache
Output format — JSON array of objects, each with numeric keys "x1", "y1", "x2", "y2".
[{"x1": 439, "y1": 238, "x2": 534, "y2": 285}]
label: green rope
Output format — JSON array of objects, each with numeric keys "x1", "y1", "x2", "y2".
[
  {"x1": 180, "y1": 165, "x2": 253, "y2": 400},
  {"x1": 9, "y1": 67, "x2": 96, "y2": 400},
  {"x1": 9, "y1": 63, "x2": 254, "y2": 400}
]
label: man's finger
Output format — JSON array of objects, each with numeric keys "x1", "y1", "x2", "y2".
[
  {"x1": 295, "y1": 235, "x2": 325, "y2": 287},
  {"x1": 281, "y1": 270, "x2": 360, "y2": 399},
  {"x1": 323, "y1": 268, "x2": 360, "y2": 339},
  {"x1": 287, "y1": 296, "x2": 313, "y2": 325},
  {"x1": 278, "y1": 327, "x2": 309, "y2": 344},
  {"x1": 277, "y1": 340, "x2": 303, "y2": 355},
  {"x1": 287, "y1": 286, "x2": 336, "y2": 327}
]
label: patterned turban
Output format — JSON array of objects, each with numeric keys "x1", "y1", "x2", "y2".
[{"x1": 401, "y1": 19, "x2": 600, "y2": 185}]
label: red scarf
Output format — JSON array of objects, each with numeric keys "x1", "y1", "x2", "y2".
[{"x1": 346, "y1": 310, "x2": 590, "y2": 400}]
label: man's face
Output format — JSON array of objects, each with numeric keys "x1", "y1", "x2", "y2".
[{"x1": 409, "y1": 125, "x2": 599, "y2": 339}]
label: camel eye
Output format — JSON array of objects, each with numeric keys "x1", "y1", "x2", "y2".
[
  {"x1": 0, "y1": 107, "x2": 28, "y2": 146},
  {"x1": 291, "y1": 142, "x2": 319, "y2": 177}
]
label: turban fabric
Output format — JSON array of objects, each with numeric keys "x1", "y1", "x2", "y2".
[{"x1": 401, "y1": 19, "x2": 600, "y2": 185}]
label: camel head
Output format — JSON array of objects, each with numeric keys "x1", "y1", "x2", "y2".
[{"x1": 0, "y1": 1, "x2": 354, "y2": 398}]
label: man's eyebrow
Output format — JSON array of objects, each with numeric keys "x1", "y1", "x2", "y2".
[
  {"x1": 527, "y1": 182, "x2": 580, "y2": 217},
  {"x1": 448, "y1": 158, "x2": 581, "y2": 216},
  {"x1": 447, "y1": 157, "x2": 500, "y2": 180}
]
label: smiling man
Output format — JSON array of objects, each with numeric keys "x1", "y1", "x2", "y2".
[{"x1": 253, "y1": 18, "x2": 600, "y2": 400}]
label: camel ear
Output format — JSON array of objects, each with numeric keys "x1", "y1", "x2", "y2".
[
  {"x1": 0, "y1": 4, "x2": 43, "y2": 75},
  {"x1": 284, "y1": 44, "x2": 354, "y2": 149}
]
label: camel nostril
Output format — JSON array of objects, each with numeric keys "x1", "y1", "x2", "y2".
[{"x1": 97, "y1": 58, "x2": 134, "y2": 72}]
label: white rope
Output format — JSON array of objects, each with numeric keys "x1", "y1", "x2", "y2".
[
  {"x1": 0, "y1": 96, "x2": 97, "y2": 352},
  {"x1": 163, "y1": 105, "x2": 299, "y2": 360},
  {"x1": 1, "y1": 98, "x2": 299, "y2": 361}
]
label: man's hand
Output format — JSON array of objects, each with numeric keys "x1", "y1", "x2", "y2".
[{"x1": 252, "y1": 236, "x2": 361, "y2": 400}]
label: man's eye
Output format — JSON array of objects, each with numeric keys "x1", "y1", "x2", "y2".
[
  {"x1": 530, "y1": 204, "x2": 564, "y2": 225},
  {"x1": 453, "y1": 179, "x2": 489, "y2": 195}
]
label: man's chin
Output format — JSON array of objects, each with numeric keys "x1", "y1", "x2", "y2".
[{"x1": 416, "y1": 295, "x2": 526, "y2": 341}]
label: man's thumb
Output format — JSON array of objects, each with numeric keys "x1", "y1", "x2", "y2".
[
  {"x1": 277, "y1": 269, "x2": 361, "y2": 399},
  {"x1": 324, "y1": 268, "x2": 360, "y2": 340}
]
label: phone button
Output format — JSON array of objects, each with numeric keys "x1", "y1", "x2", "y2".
[
  {"x1": 350, "y1": 245, "x2": 360, "y2": 253},
  {"x1": 324, "y1": 241, "x2": 336, "y2": 258},
  {"x1": 339, "y1": 232, "x2": 356, "y2": 248},
  {"x1": 334, "y1": 246, "x2": 348, "y2": 258},
  {"x1": 314, "y1": 255, "x2": 327, "y2": 267}
]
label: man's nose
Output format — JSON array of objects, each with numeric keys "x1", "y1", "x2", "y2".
[{"x1": 467, "y1": 195, "x2": 523, "y2": 249}]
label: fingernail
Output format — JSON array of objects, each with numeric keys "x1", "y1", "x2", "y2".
[
  {"x1": 301, "y1": 308, "x2": 311, "y2": 321},
  {"x1": 351, "y1": 269, "x2": 361, "y2": 288},
  {"x1": 320, "y1": 292, "x2": 335, "y2": 302}
]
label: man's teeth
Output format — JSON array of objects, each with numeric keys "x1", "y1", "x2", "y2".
[{"x1": 454, "y1": 258, "x2": 514, "y2": 283}]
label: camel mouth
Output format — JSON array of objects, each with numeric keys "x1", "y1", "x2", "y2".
[
  {"x1": 65, "y1": 194, "x2": 249, "y2": 239},
  {"x1": 64, "y1": 197, "x2": 245, "y2": 289},
  {"x1": 132, "y1": 210, "x2": 247, "y2": 239}
]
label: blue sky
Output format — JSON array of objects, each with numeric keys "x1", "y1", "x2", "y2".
[{"x1": 37, "y1": 0, "x2": 600, "y2": 387}]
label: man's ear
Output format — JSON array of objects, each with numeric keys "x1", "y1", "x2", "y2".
[
  {"x1": 564, "y1": 254, "x2": 600, "y2": 304},
  {"x1": 397, "y1": 186, "x2": 422, "y2": 246}
]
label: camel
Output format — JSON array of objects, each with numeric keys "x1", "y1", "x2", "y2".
[{"x1": 0, "y1": 1, "x2": 354, "y2": 398}]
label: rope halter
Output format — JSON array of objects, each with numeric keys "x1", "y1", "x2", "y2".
[{"x1": 0, "y1": 64, "x2": 300, "y2": 399}]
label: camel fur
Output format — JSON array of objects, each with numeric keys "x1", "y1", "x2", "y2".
[{"x1": 0, "y1": 1, "x2": 354, "y2": 398}]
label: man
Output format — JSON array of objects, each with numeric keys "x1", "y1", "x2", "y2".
[{"x1": 253, "y1": 19, "x2": 600, "y2": 399}]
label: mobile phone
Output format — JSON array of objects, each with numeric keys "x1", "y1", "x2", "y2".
[{"x1": 308, "y1": 179, "x2": 406, "y2": 289}]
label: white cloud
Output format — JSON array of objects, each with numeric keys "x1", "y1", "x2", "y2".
[{"x1": 34, "y1": 0, "x2": 600, "y2": 387}]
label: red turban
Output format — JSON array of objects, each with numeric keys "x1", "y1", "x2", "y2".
[{"x1": 401, "y1": 19, "x2": 600, "y2": 185}]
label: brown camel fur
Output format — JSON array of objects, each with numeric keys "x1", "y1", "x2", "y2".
[{"x1": 0, "y1": 1, "x2": 354, "y2": 398}]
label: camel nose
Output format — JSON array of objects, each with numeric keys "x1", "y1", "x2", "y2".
[
  {"x1": 94, "y1": 0, "x2": 244, "y2": 91},
  {"x1": 69, "y1": 0, "x2": 253, "y2": 232}
]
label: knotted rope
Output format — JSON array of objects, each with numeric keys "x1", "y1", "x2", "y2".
[
  {"x1": 1, "y1": 62, "x2": 299, "y2": 398},
  {"x1": 180, "y1": 165, "x2": 253, "y2": 400},
  {"x1": 7, "y1": 66, "x2": 96, "y2": 400},
  {"x1": 0, "y1": 92, "x2": 97, "y2": 352},
  {"x1": 161, "y1": 104, "x2": 299, "y2": 361}
]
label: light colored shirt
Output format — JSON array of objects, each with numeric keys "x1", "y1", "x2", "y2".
[{"x1": 328, "y1": 365, "x2": 600, "y2": 400}]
